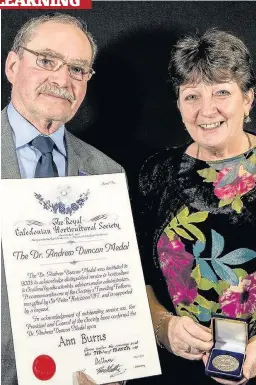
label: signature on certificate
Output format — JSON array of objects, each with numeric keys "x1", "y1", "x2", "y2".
[
  {"x1": 96, "y1": 363, "x2": 126, "y2": 378},
  {"x1": 101, "y1": 181, "x2": 116, "y2": 186}
]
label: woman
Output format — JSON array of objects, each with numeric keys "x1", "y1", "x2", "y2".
[{"x1": 133, "y1": 29, "x2": 256, "y2": 385}]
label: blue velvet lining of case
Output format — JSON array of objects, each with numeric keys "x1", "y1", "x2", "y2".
[{"x1": 206, "y1": 349, "x2": 244, "y2": 379}]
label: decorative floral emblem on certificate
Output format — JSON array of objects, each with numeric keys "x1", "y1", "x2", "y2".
[{"x1": 34, "y1": 185, "x2": 90, "y2": 215}]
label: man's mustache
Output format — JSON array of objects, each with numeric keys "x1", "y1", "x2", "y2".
[{"x1": 38, "y1": 84, "x2": 75, "y2": 103}]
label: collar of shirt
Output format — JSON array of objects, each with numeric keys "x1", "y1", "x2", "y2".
[{"x1": 7, "y1": 103, "x2": 67, "y2": 157}]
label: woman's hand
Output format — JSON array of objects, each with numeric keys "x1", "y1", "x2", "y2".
[
  {"x1": 75, "y1": 371, "x2": 121, "y2": 385},
  {"x1": 159, "y1": 315, "x2": 213, "y2": 360},
  {"x1": 202, "y1": 339, "x2": 256, "y2": 384},
  {"x1": 147, "y1": 286, "x2": 212, "y2": 360},
  {"x1": 243, "y1": 339, "x2": 256, "y2": 380}
]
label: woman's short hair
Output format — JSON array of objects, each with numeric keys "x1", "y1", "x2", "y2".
[{"x1": 169, "y1": 29, "x2": 256, "y2": 97}]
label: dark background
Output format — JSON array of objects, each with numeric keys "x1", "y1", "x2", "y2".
[
  {"x1": 2, "y1": 5, "x2": 256, "y2": 384},
  {"x1": 2, "y1": 2, "x2": 256, "y2": 194}
]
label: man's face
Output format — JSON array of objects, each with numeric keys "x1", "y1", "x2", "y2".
[{"x1": 6, "y1": 21, "x2": 93, "y2": 126}]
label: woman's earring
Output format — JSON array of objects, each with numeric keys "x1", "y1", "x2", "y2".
[{"x1": 244, "y1": 114, "x2": 251, "y2": 123}]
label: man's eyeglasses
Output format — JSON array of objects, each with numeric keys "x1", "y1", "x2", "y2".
[{"x1": 18, "y1": 46, "x2": 95, "y2": 82}]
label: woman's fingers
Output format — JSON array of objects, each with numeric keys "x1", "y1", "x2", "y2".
[
  {"x1": 170, "y1": 341, "x2": 204, "y2": 360},
  {"x1": 181, "y1": 351, "x2": 203, "y2": 361},
  {"x1": 182, "y1": 330, "x2": 213, "y2": 352},
  {"x1": 168, "y1": 316, "x2": 213, "y2": 359},
  {"x1": 190, "y1": 347, "x2": 204, "y2": 355},
  {"x1": 183, "y1": 318, "x2": 212, "y2": 342},
  {"x1": 202, "y1": 352, "x2": 209, "y2": 365},
  {"x1": 178, "y1": 321, "x2": 213, "y2": 351}
]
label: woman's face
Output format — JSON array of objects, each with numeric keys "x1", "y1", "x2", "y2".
[{"x1": 178, "y1": 81, "x2": 254, "y2": 150}]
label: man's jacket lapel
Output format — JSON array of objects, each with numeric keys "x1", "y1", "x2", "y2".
[{"x1": 1, "y1": 108, "x2": 21, "y2": 179}]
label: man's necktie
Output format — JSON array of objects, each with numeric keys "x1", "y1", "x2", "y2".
[{"x1": 32, "y1": 136, "x2": 59, "y2": 178}]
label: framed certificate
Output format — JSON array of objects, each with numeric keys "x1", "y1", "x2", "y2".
[{"x1": 1, "y1": 173, "x2": 161, "y2": 385}]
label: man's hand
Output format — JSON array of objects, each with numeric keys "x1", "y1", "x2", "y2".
[
  {"x1": 75, "y1": 371, "x2": 121, "y2": 385},
  {"x1": 160, "y1": 315, "x2": 213, "y2": 360},
  {"x1": 202, "y1": 340, "x2": 256, "y2": 385}
]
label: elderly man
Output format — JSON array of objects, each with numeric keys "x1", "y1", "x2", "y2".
[{"x1": 1, "y1": 13, "x2": 124, "y2": 385}]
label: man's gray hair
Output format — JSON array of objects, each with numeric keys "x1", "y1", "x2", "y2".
[
  {"x1": 169, "y1": 28, "x2": 256, "y2": 98},
  {"x1": 11, "y1": 12, "x2": 97, "y2": 64}
]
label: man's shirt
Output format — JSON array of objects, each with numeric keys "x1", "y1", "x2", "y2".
[{"x1": 7, "y1": 103, "x2": 67, "y2": 178}]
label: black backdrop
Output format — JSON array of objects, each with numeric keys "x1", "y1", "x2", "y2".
[
  {"x1": 2, "y1": 2, "x2": 256, "y2": 195},
  {"x1": 2, "y1": 5, "x2": 256, "y2": 384}
]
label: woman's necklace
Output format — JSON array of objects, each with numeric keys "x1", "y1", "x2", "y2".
[{"x1": 196, "y1": 133, "x2": 252, "y2": 160}]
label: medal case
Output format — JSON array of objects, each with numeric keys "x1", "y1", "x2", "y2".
[{"x1": 205, "y1": 315, "x2": 248, "y2": 380}]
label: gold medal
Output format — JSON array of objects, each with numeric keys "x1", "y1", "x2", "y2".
[{"x1": 212, "y1": 355, "x2": 239, "y2": 372}]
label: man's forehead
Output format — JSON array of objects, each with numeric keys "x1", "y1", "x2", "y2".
[
  {"x1": 27, "y1": 21, "x2": 92, "y2": 61},
  {"x1": 30, "y1": 20, "x2": 83, "y2": 36}
]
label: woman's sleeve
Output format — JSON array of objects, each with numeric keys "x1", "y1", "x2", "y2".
[
  {"x1": 132, "y1": 151, "x2": 167, "y2": 286},
  {"x1": 132, "y1": 149, "x2": 180, "y2": 314}
]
